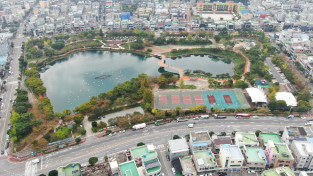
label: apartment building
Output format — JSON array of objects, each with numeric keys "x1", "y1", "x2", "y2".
[
  {"x1": 219, "y1": 144, "x2": 245, "y2": 171},
  {"x1": 264, "y1": 140, "x2": 294, "y2": 168},
  {"x1": 290, "y1": 140, "x2": 313, "y2": 170}
]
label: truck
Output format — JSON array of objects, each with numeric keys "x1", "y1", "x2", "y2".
[
  {"x1": 200, "y1": 115, "x2": 209, "y2": 119},
  {"x1": 177, "y1": 118, "x2": 188, "y2": 122},
  {"x1": 213, "y1": 114, "x2": 227, "y2": 119},
  {"x1": 132, "y1": 123, "x2": 146, "y2": 130}
]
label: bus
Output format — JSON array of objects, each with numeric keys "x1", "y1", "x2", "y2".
[{"x1": 235, "y1": 113, "x2": 251, "y2": 119}]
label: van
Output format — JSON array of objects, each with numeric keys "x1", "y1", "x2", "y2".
[
  {"x1": 31, "y1": 158, "x2": 40, "y2": 164},
  {"x1": 172, "y1": 168, "x2": 176, "y2": 174}
]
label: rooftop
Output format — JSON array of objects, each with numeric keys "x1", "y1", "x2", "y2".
[
  {"x1": 168, "y1": 139, "x2": 189, "y2": 153},
  {"x1": 221, "y1": 144, "x2": 244, "y2": 160},
  {"x1": 262, "y1": 167, "x2": 295, "y2": 176},
  {"x1": 58, "y1": 163, "x2": 81, "y2": 176},
  {"x1": 119, "y1": 161, "x2": 139, "y2": 176},
  {"x1": 276, "y1": 144, "x2": 293, "y2": 159},
  {"x1": 260, "y1": 133, "x2": 282, "y2": 144},
  {"x1": 131, "y1": 145, "x2": 157, "y2": 161},
  {"x1": 213, "y1": 136, "x2": 232, "y2": 145},
  {"x1": 180, "y1": 156, "x2": 196, "y2": 175},
  {"x1": 286, "y1": 127, "x2": 307, "y2": 136},
  {"x1": 193, "y1": 150, "x2": 217, "y2": 166},
  {"x1": 191, "y1": 131, "x2": 211, "y2": 142},
  {"x1": 293, "y1": 140, "x2": 313, "y2": 156},
  {"x1": 236, "y1": 132, "x2": 258, "y2": 144},
  {"x1": 245, "y1": 147, "x2": 267, "y2": 163}
]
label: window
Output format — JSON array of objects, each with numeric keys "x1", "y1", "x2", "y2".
[
  {"x1": 231, "y1": 161, "x2": 234, "y2": 163},
  {"x1": 238, "y1": 161, "x2": 242, "y2": 163}
]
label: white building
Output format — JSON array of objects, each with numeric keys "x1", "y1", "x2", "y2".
[
  {"x1": 290, "y1": 140, "x2": 313, "y2": 170},
  {"x1": 219, "y1": 144, "x2": 244, "y2": 171}
]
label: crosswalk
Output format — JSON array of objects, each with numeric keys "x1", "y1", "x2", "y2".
[{"x1": 24, "y1": 160, "x2": 37, "y2": 176}]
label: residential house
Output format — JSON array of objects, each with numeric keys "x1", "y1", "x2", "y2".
[
  {"x1": 235, "y1": 132, "x2": 259, "y2": 148},
  {"x1": 258, "y1": 133, "x2": 282, "y2": 148},
  {"x1": 130, "y1": 145, "x2": 162, "y2": 176},
  {"x1": 261, "y1": 167, "x2": 295, "y2": 176},
  {"x1": 243, "y1": 146, "x2": 267, "y2": 171},
  {"x1": 212, "y1": 135, "x2": 232, "y2": 153},
  {"x1": 290, "y1": 140, "x2": 313, "y2": 170},
  {"x1": 192, "y1": 150, "x2": 218, "y2": 173},
  {"x1": 219, "y1": 144, "x2": 245, "y2": 171},
  {"x1": 168, "y1": 139, "x2": 189, "y2": 160},
  {"x1": 264, "y1": 140, "x2": 294, "y2": 168},
  {"x1": 180, "y1": 156, "x2": 197, "y2": 176},
  {"x1": 190, "y1": 131, "x2": 212, "y2": 151}
]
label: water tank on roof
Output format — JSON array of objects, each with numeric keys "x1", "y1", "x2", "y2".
[{"x1": 288, "y1": 130, "x2": 291, "y2": 133}]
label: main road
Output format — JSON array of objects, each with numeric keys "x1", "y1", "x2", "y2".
[
  {"x1": 0, "y1": 22, "x2": 29, "y2": 156},
  {"x1": 0, "y1": 116, "x2": 307, "y2": 176}
]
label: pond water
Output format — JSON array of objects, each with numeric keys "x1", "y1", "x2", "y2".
[
  {"x1": 165, "y1": 55, "x2": 234, "y2": 76},
  {"x1": 40, "y1": 51, "x2": 234, "y2": 112}
]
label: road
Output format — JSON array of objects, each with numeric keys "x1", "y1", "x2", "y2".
[
  {"x1": 0, "y1": 22, "x2": 28, "y2": 155},
  {"x1": 0, "y1": 116, "x2": 307, "y2": 176},
  {"x1": 265, "y1": 57, "x2": 284, "y2": 83}
]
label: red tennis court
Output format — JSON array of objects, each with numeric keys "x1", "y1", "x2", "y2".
[
  {"x1": 194, "y1": 95, "x2": 204, "y2": 104},
  {"x1": 171, "y1": 95, "x2": 180, "y2": 104},
  {"x1": 223, "y1": 95, "x2": 233, "y2": 104},
  {"x1": 159, "y1": 95, "x2": 167, "y2": 104},
  {"x1": 183, "y1": 95, "x2": 192, "y2": 104},
  {"x1": 207, "y1": 95, "x2": 216, "y2": 104}
]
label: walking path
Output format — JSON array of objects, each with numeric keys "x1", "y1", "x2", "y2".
[{"x1": 158, "y1": 55, "x2": 184, "y2": 80}]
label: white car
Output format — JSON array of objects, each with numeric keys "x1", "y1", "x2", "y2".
[{"x1": 188, "y1": 124, "x2": 194, "y2": 128}]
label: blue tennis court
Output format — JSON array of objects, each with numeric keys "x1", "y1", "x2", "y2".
[{"x1": 202, "y1": 90, "x2": 242, "y2": 109}]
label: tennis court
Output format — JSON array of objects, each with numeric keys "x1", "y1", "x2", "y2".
[
  {"x1": 202, "y1": 90, "x2": 243, "y2": 109},
  {"x1": 194, "y1": 95, "x2": 204, "y2": 104},
  {"x1": 207, "y1": 95, "x2": 216, "y2": 104},
  {"x1": 171, "y1": 95, "x2": 180, "y2": 104},
  {"x1": 159, "y1": 95, "x2": 167, "y2": 104},
  {"x1": 223, "y1": 95, "x2": 233, "y2": 104},
  {"x1": 154, "y1": 89, "x2": 250, "y2": 110},
  {"x1": 183, "y1": 95, "x2": 192, "y2": 104}
]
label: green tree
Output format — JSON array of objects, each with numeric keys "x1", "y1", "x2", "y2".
[
  {"x1": 88, "y1": 157, "x2": 98, "y2": 166},
  {"x1": 63, "y1": 109, "x2": 71, "y2": 116},
  {"x1": 99, "y1": 29, "x2": 104, "y2": 37},
  {"x1": 92, "y1": 121, "x2": 98, "y2": 127},
  {"x1": 255, "y1": 130, "x2": 262, "y2": 137},
  {"x1": 137, "y1": 142, "x2": 145, "y2": 146},
  {"x1": 157, "y1": 76, "x2": 168, "y2": 88},
  {"x1": 173, "y1": 135, "x2": 181, "y2": 139},
  {"x1": 74, "y1": 114, "x2": 84, "y2": 124},
  {"x1": 75, "y1": 137, "x2": 81, "y2": 144},
  {"x1": 56, "y1": 127, "x2": 69, "y2": 139},
  {"x1": 234, "y1": 80, "x2": 249, "y2": 89},
  {"x1": 297, "y1": 92, "x2": 312, "y2": 102},
  {"x1": 221, "y1": 132, "x2": 227, "y2": 136},
  {"x1": 214, "y1": 35, "x2": 221, "y2": 43},
  {"x1": 48, "y1": 170, "x2": 58, "y2": 176},
  {"x1": 209, "y1": 131, "x2": 215, "y2": 137},
  {"x1": 142, "y1": 88, "x2": 153, "y2": 109}
]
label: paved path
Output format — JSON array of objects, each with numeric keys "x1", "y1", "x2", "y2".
[
  {"x1": 158, "y1": 55, "x2": 184, "y2": 80},
  {"x1": 99, "y1": 107, "x2": 144, "y2": 125}
]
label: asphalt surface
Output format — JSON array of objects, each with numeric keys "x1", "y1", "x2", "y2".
[
  {"x1": 265, "y1": 57, "x2": 284, "y2": 83},
  {"x1": 0, "y1": 22, "x2": 28, "y2": 155},
  {"x1": 0, "y1": 116, "x2": 307, "y2": 176}
]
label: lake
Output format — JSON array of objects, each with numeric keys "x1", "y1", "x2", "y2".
[{"x1": 40, "y1": 51, "x2": 234, "y2": 112}]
